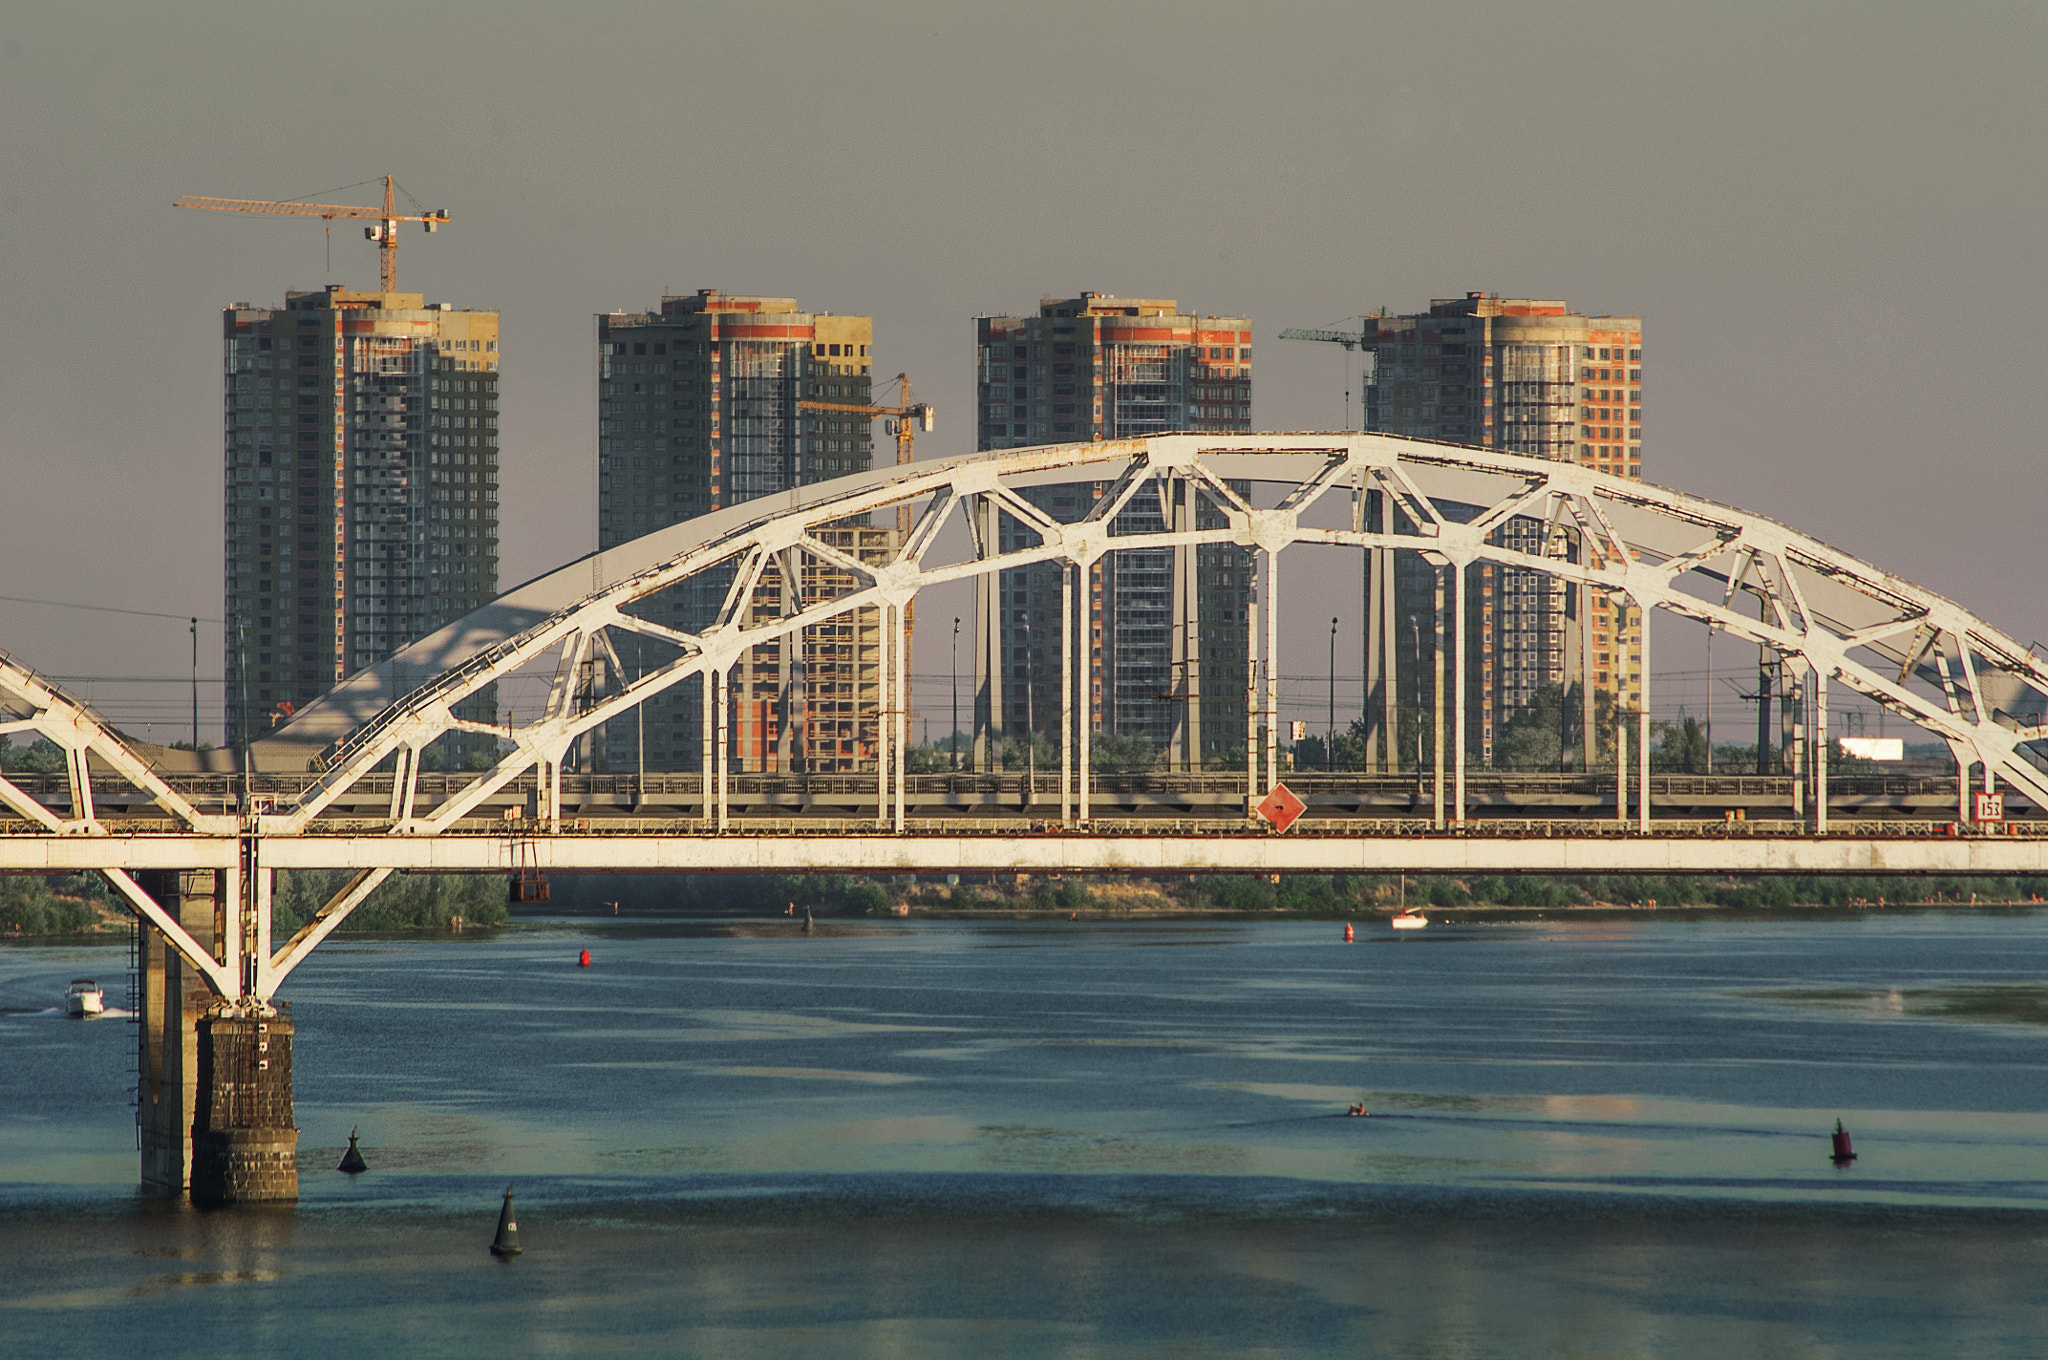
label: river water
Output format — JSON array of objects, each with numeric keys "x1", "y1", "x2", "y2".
[{"x1": 3, "y1": 910, "x2": 2045, "y2": 1356}]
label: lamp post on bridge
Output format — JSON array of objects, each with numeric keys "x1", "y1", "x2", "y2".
[
  {"x1": 951, "y1": 616, "x2": 960, "y2": 771},
  {"x1": 1328, "y1": 615, "x2": 1338, "y2": 770}
]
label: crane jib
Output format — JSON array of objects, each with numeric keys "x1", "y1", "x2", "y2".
[{"x1": 175, "y1": 175, "x2": 449, "y2": 292}]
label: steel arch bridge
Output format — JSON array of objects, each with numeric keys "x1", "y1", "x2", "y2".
[{"x1": 8, "y1": 432, "x2": 2048, "y2": 1002}]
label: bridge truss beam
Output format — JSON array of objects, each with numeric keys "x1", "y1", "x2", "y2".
[{"x1": 5, "y1": 828, "x2": 2048, "y2": 877}]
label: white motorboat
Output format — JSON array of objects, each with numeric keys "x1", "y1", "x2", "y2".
[
  {"x1": 64, "y1": 979, "x2": 106, "y2": 1017},
  {"x1": 1390, "y1": 909, "x2": 1428, "y2": 931}
]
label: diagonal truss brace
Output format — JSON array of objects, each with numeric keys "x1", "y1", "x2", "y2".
[
  {"x1": 262, "y1": 867, "x2": 394, "y2": 996},
  {"x1": 101, "y1": 868, "x2": 236, "y2": 998}
]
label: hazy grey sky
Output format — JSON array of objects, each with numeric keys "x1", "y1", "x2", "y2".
[{"x1": 3, "y1": 2, "x2": 2043, "y2": 740}]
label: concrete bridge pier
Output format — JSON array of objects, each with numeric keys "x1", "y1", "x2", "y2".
[{"x1": 136, "y1": 869, "x2": 298, "y2": 1203}]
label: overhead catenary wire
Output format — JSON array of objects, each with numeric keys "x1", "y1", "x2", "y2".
[{"x1": 0, "y1": 595, "x2": 218, "y2": 624}]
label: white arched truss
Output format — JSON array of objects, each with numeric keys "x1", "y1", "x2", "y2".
[
  {"x1": 9, "y1": 433, "x2": 2048, "y2": 1002},
  {"x1": 258, "y1": 432, "x2": 2048, "y2": 837},
  {"x1": 0, "y1": 650, "x2": 241, "y2": 993}
]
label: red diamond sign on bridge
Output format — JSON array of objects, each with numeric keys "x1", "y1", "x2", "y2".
[{"x1": 1255, "y1": 783, "x2": 1307, "y2": 833}]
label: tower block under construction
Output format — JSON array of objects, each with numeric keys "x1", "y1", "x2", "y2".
[
  {"x1": 596, "y1": 291, "x2": 896, "y2": 774},
  {"x1": 1358, "y1": 292, "x2": 1642, "y2": 770},
  {"x1": 972, "y1": 293, "x2": 1255, "y2": 769},
  {"x1": 221, "y1": 285, "x2": 499, "y2": 745}
]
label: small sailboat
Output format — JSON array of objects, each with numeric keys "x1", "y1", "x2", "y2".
[
  {"x1": 1390, "y1": 908, "x2": 1428, "y2": 931},
  {"x1": 63, "y1": 979, "x2": 106, "y2": 1017}
]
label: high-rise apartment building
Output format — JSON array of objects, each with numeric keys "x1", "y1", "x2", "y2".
[
  {"x1": 1358, "y1": 292, "x2": 1641, "y2": 767},
  {"x1": 596, "y1": 290, "x2": 887, "y2": 773},
  {"x1": 973, "y1": 294, "x2": 1254, "y2": 766},
  {"x1": 221, "y1": 285, "x2": 499, "y2": 744}
]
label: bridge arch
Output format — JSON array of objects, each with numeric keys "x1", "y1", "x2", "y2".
[
  {"x1": 9, "y1": 432, "x2": 2048, "y2": 998},
  {"x1": 237, "y1": 432, "x2": 2048, "y2": 835}
]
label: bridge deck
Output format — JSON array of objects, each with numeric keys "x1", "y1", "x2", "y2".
[
  {"x1": 3, "y1": 818, "x2": 2045, "y2": 877},
  {"x1": 0, "y1": 770, "x2": 2017, "y2": 825}
]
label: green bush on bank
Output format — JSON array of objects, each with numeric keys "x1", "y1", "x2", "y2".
[
  {"x1": 0, "y1": 875, "x2": 104, "y2": 934},
  {"x1": 271, "y1": 870, "x2": 509, "y2": 933}
]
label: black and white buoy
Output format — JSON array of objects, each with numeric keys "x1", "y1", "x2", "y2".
[
  {"x1": 490, "y1": 1184, "x2": 523, "y2": 1257},
  {"x1": 337, "y1": 1126, "x2": 368, "y2": 1175}
]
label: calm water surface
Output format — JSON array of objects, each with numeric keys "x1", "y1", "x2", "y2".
[{"x1": 3, "y1": 911, "x2": 2045, "y2": 1356}]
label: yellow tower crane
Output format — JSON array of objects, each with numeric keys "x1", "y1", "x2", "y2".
[
  {"x1": 174, "y1": 175, "x2": 449, "y2": 293},
  {"x1": 1280, "y1": 322, "x2": 1377, "y2": 432},
  {"x1": 799, "y1": 374, "x2": 936, "y2": 748},
  {"x1": 798, "y1": 372, "x2": 934, "y2": 532}
]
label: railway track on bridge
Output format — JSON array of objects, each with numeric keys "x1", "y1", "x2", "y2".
[{"x1": 0, "y1": 769, "x2": 2025, "y2": 829}]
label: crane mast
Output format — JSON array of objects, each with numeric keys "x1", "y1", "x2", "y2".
[
  {"x1": 175, "y1": 175, "x2": 449, "y2": 293},
  {"x1": 800, "y1": 372, "x2": 936, "y2": 705},
  {"x1": 1280, "y1": 324, "x2": 1378, "y2": 432}
]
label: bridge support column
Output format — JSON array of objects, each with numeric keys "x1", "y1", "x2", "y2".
[
  {"x1": 136, "y1": 870, "x2": 297, "y2": 1202},
  {"x1": 698, "y1": 671, "x2": 712, "y2": 823},
  {"x1": 1814, "y1": 669, "x2": 1829, "y2": 833},
  {"x1": 1060, "y1": 564, "x2": 1073, "y2": 822},
  {"x1": 972, "y1": 495, "x2": 1001, "y2": 771},
  {"x1": 1263, "y1": 547, "x2": 1279, "y2": 797},
  {"x1": 1245, "y1": 593, "x2": 1259, "y2": 810},
  {"x1": 1453, "y1": 560, "x2": 1467, "y2": 824},
  {"x1": 1615, "y1": 716, "x2": 1629, "y2": 825},
  {"x1": 893, "y1": 601, "x2": 907, "y2": 831},
  {"x1": 715, "y1": 665, "x2": 729, "y2": 832},
  {"x1": 1363, "y1": 487, "x2": 1395, "y2": 772},
  {"x1": 1638, "y1": 597, "x2": 1652, "y2": 833},
  {"x1": 1787, "y1": 659, "x2": 1805, "y2": 819},
  {"x1": 1080, "y1": 558, "x2": 1095, "y2": 820},
  {"x1": 878, "y1": 609, "x2": 893, "y2": 825},
  {"x1": 1580, "y1": 579, "x2": 1596, "y2": 772},
  {"x1": 1431, "y1": 563, "x2": 1446, "y2": 828},
  {"x1": 1175, "y1": 478, "x2": 1201, "y2": 774}
]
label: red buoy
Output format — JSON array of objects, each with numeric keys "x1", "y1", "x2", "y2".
[
  {"x1": 1343, "y1": 922, "x2": 1355, "y2": 942},
  {"x1": 578, "y1": 948, "x2": 591, "y2": 968},
  {"x1": 1831, "y1": 1119, "x2": 1856, "y2": 1164}
]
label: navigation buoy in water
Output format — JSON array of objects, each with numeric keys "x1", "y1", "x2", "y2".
[
  {"x1": 490, "y1": 1184, "x2": 522, "y2": 1257},
  {"x1": 1831, "y1": 1119, "x2": 1857, "y2": 1164},
  {"x1": 802, "y1": 905, "x2": 814, "y2": 935},
  {"x1": 578, "y1": 948, "x2": 591, "y2": 968},
  {"x1": 1344, "y1": 922, "x2": 1355, "y2": 942},
  {"x1": 337, "y1": 1126, "x2": 368, "y2": 1175}
]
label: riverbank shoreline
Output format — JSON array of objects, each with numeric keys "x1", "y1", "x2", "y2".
[{"x1": 5, "y1": 896, "x2": 2041, "y2": 947}]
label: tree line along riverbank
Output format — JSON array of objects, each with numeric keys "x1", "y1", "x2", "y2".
[
  {"x1": 521, "y1": 871, "x2": 2048, "y2": 920},
  {"x1": 7, "y1": 869, "x2": 2044, "y2": 940},
  {"x1": 0, "y1": 871, "x2": 507, "y2": 939}
]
